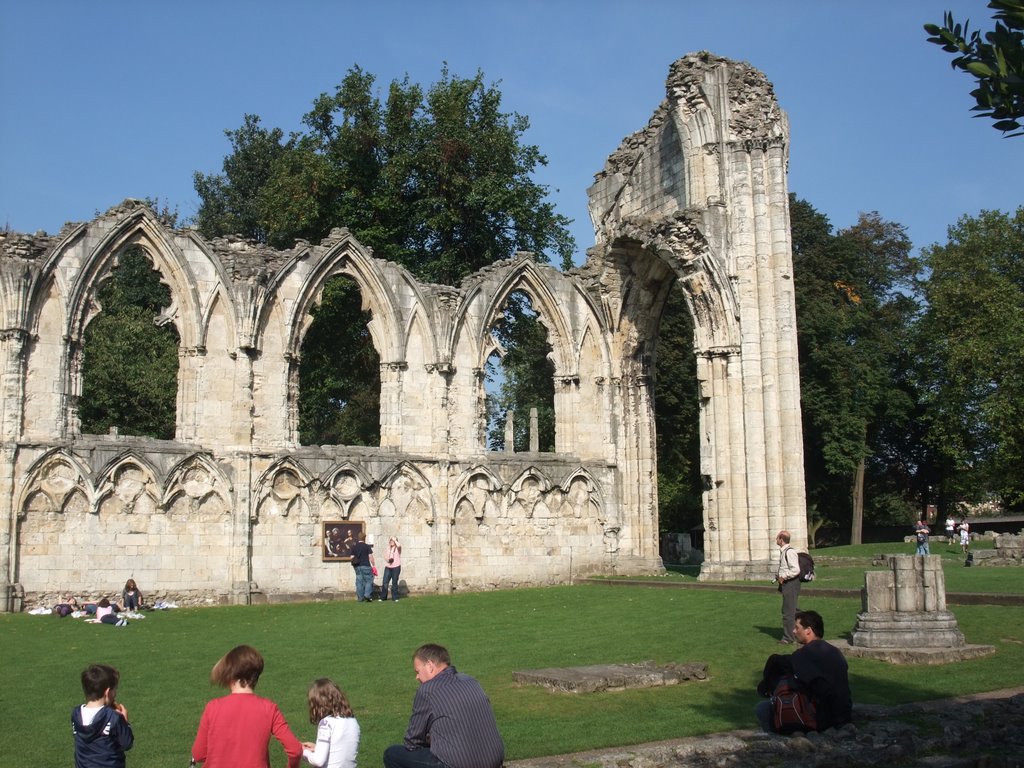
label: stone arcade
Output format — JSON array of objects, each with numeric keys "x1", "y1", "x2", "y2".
[{"x1": 0, "y1": 52, "x2": 806, "y2": 609}]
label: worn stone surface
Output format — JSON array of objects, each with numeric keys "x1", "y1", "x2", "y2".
[
  {"x1": 507, "y1": 689, "x2": 1024, "y2": 768},
  {"x1": 513, "y1": 662, "x2": 708, "y2": 693},
  {"x1": 0, "y1": 52, "x2": 806, "y2": 608}
]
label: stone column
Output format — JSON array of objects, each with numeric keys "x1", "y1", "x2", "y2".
[
  {"x1": 379, "y1": 362, "x2": 407, "y2": 448},
  {"x1": 0, "y1": 330, "x2": 27, "y2": 611}
]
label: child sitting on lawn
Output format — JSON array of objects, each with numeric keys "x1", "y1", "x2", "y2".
[{"x1": 302, "y1": 678, "x2": 360, "y2": 768}]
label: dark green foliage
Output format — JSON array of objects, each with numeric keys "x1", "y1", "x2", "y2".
[
  {"x1": 193, "y1": 114, "x2": 288, "y2": 242},
  {"x1": 653, "y1": 287, "x2": 702, "y2": 533},
  {"x1": 925, "y1": 0, "x2": 1024, "y2": 136},
  {"x1": 195, "y1": 66, "x2": 575, "y2": 448},
  {"x1": 194, "y1": 65, "x2": 575, "y2": 278},
  {"x1": 487, "y1": 291, "x2": 555, "y2": 452},
  {"x1": 79, "y1": 248, "x2": 179, "y2": 439},
  {"x1": 297, "y1": 276, "x2": 380, "y2": 446},
  {"x1": 791, "y1": 197, "x2": 921, "y2": 537},
  {"x1": 917, "y1": 207, "x2": 1024, "y2": 510}
]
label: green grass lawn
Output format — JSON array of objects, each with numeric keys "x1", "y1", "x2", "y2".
[
  {"x1": 648, "y1": 539, "x2": 1024, "y2": 594},
  {"x1": 4, "y1": 564, "x2": 1024, "y2": 768}
]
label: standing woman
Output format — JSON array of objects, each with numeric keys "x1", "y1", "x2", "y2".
[
  {"x1": 380, "y1": 537, "x2": 402, "y2": 602},
  {"x1": 192, "y1": 645, "x2": 302, "y2": 768},
  {"x1": 301, "y1": 678, "x2": 360, "y2": 768}
]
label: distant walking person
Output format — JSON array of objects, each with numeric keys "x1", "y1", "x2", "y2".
[
  {"x1": 349, "y1": 532, "x2": 375, "y2": 602},
  {"x1": 380, "y1": 536, "x2": 402, "y2": 602},
  {"x1": 914, "y1": 519, "x2": 931, "y2": 556},
  {"x1": 945, "y1": 515, "x2": 956, "y2": 546},
  {"x1": 383, "y1": 643, "x2": 504, "y2": 768},
  {"x1": 773, "y1": 531, "x2": 801, "y2": 645},
  {"x1": 959, "y1": 519, "x2": 971, "y2": 555}
]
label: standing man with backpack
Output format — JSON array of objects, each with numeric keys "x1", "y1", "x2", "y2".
[{"x1": 772, "y1": 530, "x2": 802, "y2": 645}]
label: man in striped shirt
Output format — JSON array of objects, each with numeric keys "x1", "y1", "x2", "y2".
[{"x1": 384, "y1": 644, "x2": 504, "y2": 768}]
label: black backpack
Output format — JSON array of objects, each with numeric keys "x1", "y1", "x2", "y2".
[{"x1": 797, "y1": 551, "x2": 815, "y2": 582}]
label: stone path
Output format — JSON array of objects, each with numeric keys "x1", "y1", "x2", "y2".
[{"x1": 507, "y1": 687, "x2": 1024, "y2": 768}]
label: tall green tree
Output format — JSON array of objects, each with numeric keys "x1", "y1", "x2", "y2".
[
  {"x1": 79, "y1": 247, "x2": 179, "y2": 439},
  {"x1": 297, "y1": 277, "x2": 380, "y2": 446},
  {"x1": 925, "y1": 0, "x2": 1024, "y2": 136},
  {"x1": 653, "y1": 287, "x2": 702, "y2": 534},
  {"x1": 195, "y1": 66, "x2": 574, "y2": 277},
  {"x1": 194, "y1": 115, "x2": 288, "y2": 241},
  {"x1": 791, "y1": 198, "x2": 920, "y2": 543},
  {"x1": 195, "y1": 66, "x2": 574, "y2": 446},
  {"x1": 916, "y1": 207, "x2": 1024, "y2": 510}
]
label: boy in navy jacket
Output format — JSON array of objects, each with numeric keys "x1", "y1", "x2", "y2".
[{"x1": 72, "y1": 664, "x2": 134, "y2": 768}]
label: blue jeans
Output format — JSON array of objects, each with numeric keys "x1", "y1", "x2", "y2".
[
  {"x1": 384, "y1": 745, "x2": 447, "y2": 768},
  {"x1": 916, "y1": 540, "x2": 930, "y2": 555},
  {"x1": 755, "y1": 699, "x2": 775, "y2": 732},
  {"x1": 381, "y1": 565, "x2": 401, "y2": 600},
  {"x1": 354, "y1": 565, "x2": 374, "y2": 601}
]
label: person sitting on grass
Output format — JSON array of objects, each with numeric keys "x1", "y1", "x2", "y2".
[
  {"x1": 121, "y1": 579, "x2": 143, "y2": 611},
  {"x1": 192, "y1": 644, "x2": 302, "y2": 768},
  {"x1": 301, "y1": 678, "x2": 360, "y2": 768},
  {"x1": 756, "y1": 609, "x2": 852, "y2": 733}
]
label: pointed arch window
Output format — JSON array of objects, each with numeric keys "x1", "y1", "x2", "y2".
[
  {"x1": 297, "y1": 275, "x2": 381, "y2": 446},
  {"x1": 485, "y1": 290, "x2": 555, "y2": 452},
  {"x1": 79, "y1": 247, "x2": 179, "y2": 439}
]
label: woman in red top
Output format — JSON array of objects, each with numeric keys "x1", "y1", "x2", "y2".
[{"x1": 192, "y1": 645, "x2": 302, "y2": 768}]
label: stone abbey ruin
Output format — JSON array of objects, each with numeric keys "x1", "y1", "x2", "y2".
[{"x1": 0, "y1": 52, "x2": 807, "y2": 610}]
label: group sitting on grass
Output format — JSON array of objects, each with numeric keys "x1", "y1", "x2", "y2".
[
  {"x1": 71, "y1": 614, "x2": 853, "y2": 768},
  {"x1": 76, "y1": 641, "x2": 506, "y2": 768},
  {"x1": 52, "y1": 579, "x2": 146, "y2": 626}
]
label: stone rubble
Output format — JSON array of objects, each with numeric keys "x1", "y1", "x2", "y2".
[{"x1": 508, "y1": 689, "x2": 1024, "y2": 768}]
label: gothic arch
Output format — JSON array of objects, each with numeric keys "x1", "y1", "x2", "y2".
[
  {"x1": 451, "y1": 466, "x2": 503, "y2": 524},
  {"x1": 253, "y1": 458, "x2": 313, "y2": 520},
  {"x1": 377, "y1": 461, "x2": 433, "y2": 522},
  {"x1": 17, "y1": 449, "x2": 94, "y2": 517},
  {"x1": 462, "y1": 257, "x2": 577, "y2": 377},
  {"x1": 274, "y1": 232, "x2": 413, "y2": 363},
  {"x1": 320, "y1": 461, "x2": 376, "y2": 520},
  {"x1": 93, "y1": 451, "x2": 162, "y2": 516},
  {"x1": 61, "y1": 207, "x2": 203, "y2": 349},
  {"x1": 163, "y1": 453, "x2": 232, "y2": 516}
]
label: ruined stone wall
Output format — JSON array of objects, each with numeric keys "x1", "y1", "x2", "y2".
[{"x1": 0, "y1": 52, "x2": 805, "y2": 608}]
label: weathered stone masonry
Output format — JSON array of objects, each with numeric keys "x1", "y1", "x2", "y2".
[{"x1": 0, "y1": 52, "x2": 806, "y2": 609}]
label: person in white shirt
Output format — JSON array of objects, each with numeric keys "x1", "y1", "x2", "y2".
[{"x1": 302, "y1": 678, "x2": 359, "y2": 768}]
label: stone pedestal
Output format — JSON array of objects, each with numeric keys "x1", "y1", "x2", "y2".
[{"x1": 839, "y1": 555, "x2": 994, "y2": 664}]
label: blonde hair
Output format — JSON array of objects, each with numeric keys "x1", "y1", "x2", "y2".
[{"x1": 308, "y1": 678, "x2": 354, "y2": 723}]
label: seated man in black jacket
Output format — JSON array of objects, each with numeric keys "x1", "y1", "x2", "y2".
[{"x1": 756, "y1": 609, "x2": 852, "y2": 732}]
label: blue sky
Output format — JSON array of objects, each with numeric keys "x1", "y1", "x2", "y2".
[{"x1": 1, "y1": 0, "x2": 1020, "y2": 264}]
